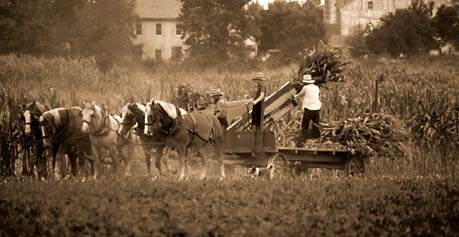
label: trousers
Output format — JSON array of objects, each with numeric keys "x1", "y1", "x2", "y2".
[{"x1": 301, "y1": 108, "x2": 320, "y2": 139}]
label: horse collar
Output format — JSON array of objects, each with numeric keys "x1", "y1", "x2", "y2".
[
  {"x1": 160, "y1": 119, "x2": 178, "y2": 135},
  {"x1": 90, "y1": 114, "x2": 111, "y2": 136}
]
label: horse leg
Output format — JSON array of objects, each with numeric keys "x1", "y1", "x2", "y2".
[
  {"x1": 108, "y1": 146, "x2": 119, "y2": 175},
  {"x1": 54, "y1": 146, "x2": 67, "y2": 180},
  {"x1": 142, "y1": 144, "x2": 152, "y2": 176},
  {"x1": 21, "y1": 144, "x2": 30, "y2": 176},
  {"x1": 123, "y1": 144, "x2": 134, "y2": 176},
  {"x1": 154, "y1": 144, "x2": 162, "y2": 176},
  {"x1": 90, "y1": 145, "x2": 100, "y2": 180},
  {"x1": 22, "y1": 144, "x2": 29, "y2": 176},
  {"x1": 215, "y1": 146, "x2": 225, "y2": 180},
  {"x1": 162, "y1": 146, "x2": 176, "y2": 174},
  {"x1": 36, "y1": 144, "x2": 46, "y2": 179},
  {"x1": 177, "y1": 146, "x2": 187, "y2": 181},
  {"x1": 196, "y1": 147, "x2": 208, "y2": 180},
  {"x1": 67, "y1": 147, "x2": 78, "y2": 177}
]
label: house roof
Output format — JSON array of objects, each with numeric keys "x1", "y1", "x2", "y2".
[{"x1": 135, "y1": 0, "x2": 181, "y2": 19}]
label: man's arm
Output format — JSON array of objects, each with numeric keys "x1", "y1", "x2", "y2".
[
  {"x1": 252, "y1": 92, "x2": 265, "y2": 105},
  {"x1": 293, "y1": 86, "x2": 306, "y2": 100},
  {"x1": 215, "y1": 99, "x2": 226, "y2": 117}
]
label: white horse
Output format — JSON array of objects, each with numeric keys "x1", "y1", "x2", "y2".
[{"x1": 81, "y1": 102, "x2": 134, "y2": 177}]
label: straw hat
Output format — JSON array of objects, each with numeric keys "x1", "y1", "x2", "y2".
[
  {"x1": 302, "y1": 74, "x2": 315, "y2": 84},
  {"x1": 210, "y1": 89, "x2": 224, "y2": 97},
  {"x1": 252, "y1": 72, "x2": 266, "y2": 81}
]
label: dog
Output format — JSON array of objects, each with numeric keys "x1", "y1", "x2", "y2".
[{"x1": 248, "y1": 163, "x2": 275, "y2": 180}]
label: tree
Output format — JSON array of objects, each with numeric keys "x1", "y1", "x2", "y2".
[
  {"x1": 433, "y1": 4, "x2": 459, "y2": 46},
  {"x1": 0, "y1": 1, "x2": 58, "y2": 54},
  {"x1": 71, "y1": 0, "x2": 136, "y2": 71},
  {"x1": 365, "y1": 0, "x2": 438, "y2": 56},
  {"x1": 253, "y1": 1, "x2": 326, "y2": 61},
  {"x1": 179, "y1": 0, "x2": 256, "y2": 66},
  {"x1": 0, "y1": 0, "x2": 136, "y2": 71}
]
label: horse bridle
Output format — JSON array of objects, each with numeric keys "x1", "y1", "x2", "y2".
[
  {"x1": 40, "y1": 109, "x2": 70, "y2": 141},
  {"x1": 147, "y1": 105, "x2": 180, "y2": 135},
  {"x1": 40, "y1": 115, "x2": 57, "y2": 140},
  {"x1": 82, "y1": 107, "x2": 95, "y2": 126}
]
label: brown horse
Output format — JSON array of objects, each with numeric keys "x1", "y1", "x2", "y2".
[
  {"x1": 39, "y1": 107, "x2": 92, "y2": 179},
  {"x1": 144, "y1": 100, "x2": 225, "y2": 180},
  {"x1": 118, "y1": 103, "x2": 175, "y2": 176},
  {"x1": 22, "y1": 101, "x2": 48, "y2": 178}
]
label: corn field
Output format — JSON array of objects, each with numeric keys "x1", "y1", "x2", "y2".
[{"x1": 1, "y1": 54, "x2": 459, "y2": 177}]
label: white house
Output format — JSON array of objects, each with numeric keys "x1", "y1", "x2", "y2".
[{"x1": 134, "y1": 0, "x2": 184, "y2": 61}]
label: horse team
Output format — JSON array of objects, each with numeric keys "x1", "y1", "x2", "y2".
[{"x1": 22, "y1": 99, "x2": 225, "y2": 181}]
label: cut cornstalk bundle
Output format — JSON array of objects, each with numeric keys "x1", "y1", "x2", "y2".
[
  {"x1": 321, "y1": 113, "x2": 410, "y2": 159},
  {"x1": 276, "y1": 113, "x2": 411, "y2": 160},
  {"x1": 297, "y1": 41, "x2": 349, "y2": 84}
]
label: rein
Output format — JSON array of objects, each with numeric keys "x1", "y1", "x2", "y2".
[{"x1": 83, "y1": 107, "x2": 115, "y2": 136}]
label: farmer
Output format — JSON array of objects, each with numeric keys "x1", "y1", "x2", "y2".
[
  {"x1": 294, "y1": 74, "x2": 322, "y2": 146},
  {"x1": 247, "y1": 72, "x2": 266, "y2": 131},
  {"x1": 174, "y1": 83, "x2": 192, "y2": 111},
  {"x1": 211, "y1": 89, "x2": 228, "y2": 129}
]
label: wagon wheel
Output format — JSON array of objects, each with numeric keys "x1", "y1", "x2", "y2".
[
  {"x1": 345, "y1": 156, "x2": 365, "y2": 176},
  {"x1": 270, "y1": 153, "x2": 289, "y2": 177}
]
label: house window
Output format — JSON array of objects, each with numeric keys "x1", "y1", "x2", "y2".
[
  {"x1": 155, "y1": 49, "x2": 162, "y2": 61},
  {"x1": 368, "y1": 1, "x2": 374, "y2": 9},
  {"x1": 176, "y1": 23, "x2": 183, "y2": 35},
  {"x1": 135, "y1": 22, "x2": 142, "y2": 35},
  {"x1": 156, "y1": 23, "x2": 162, "y2": 35},
  {"x1": 171, "y1": 47, "x2": 183, "y2": 60}
]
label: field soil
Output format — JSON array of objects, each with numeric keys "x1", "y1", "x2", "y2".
[{"x1": 1, "y1": 176, "x2": 458, "y2": 236}]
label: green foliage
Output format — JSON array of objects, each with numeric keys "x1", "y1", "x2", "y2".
[
  {"x1": 179, "y1": 0, "x2": 256, "y2": 66},
  {"x1": 0, "y1": 178, "x2": 458, "y2": 236},
  {"x1": 296, "y1": 42, "x2": 348, "y2": 83},
  {"x1": 2, "y1": 54, "x2": 459, "y2": 166},
  {"x1": 365, "y1": 0, "x2": 438, "y2": 56},
  {"x1": 253, "y1": 1, "x2": 326, "y2": 61},
  {"x1": 433, "y1": 4, "x2": 459, "y2": 45},
  {"x1": 71, "y1": 0, "x2": 137, "y2": 72},
  {"x1": 0, "y1": 0, "x2": 61, "y2": 54},
  {"x1": 346, "y1": 26, "x2": 371, "y2": 57},
  {"x1": 0, "y1": 0, "x2": 136, "y2": 71}
]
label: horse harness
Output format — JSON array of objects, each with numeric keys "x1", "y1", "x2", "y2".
[
  {"x1": 42, "y1": 108, "x2": 83, "y2": 142},
  {"x1": 83, "y1": 110, "x2": 118, "y2": 136},
  {"x1": 161, "y1": 108, "x2": 213, "y2": 147}
]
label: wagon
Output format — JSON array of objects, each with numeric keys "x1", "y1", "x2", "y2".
[
  {"x1": 220, "y1": 81, "x2": 365, "y2": 176},
  {"x1": 223, "y1": 130, "x2": 365, "y2": 176}
]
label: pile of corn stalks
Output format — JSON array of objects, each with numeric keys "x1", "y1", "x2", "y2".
[
  {"x1": 321, "y1": 113, "x2": 410, "y2": 159},
  {"x1": 296, "y1": 41, "x2": 349, "y2": 84},
  {"x1": 274, "y1": 113, "x2": 411, "y2": 159}
]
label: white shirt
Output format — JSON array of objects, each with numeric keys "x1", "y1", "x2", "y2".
[{"x1": 299, "y1": 84, "x2": 321, "y2": 110}]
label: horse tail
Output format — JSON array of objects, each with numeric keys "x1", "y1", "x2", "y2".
[{"x1": 210, "y1": 115, "x2": 224, "y2": 147}]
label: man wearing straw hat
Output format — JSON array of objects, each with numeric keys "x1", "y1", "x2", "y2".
[
  {"x1": 294, "y1": 74, "x2": 322, "y2": 147},
  {"x1": 247, "y1": 72, "x2": 266, "y2": 131},
  {"x1": 211, "y1": 89, "x2": 228, "y2": 129}
]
